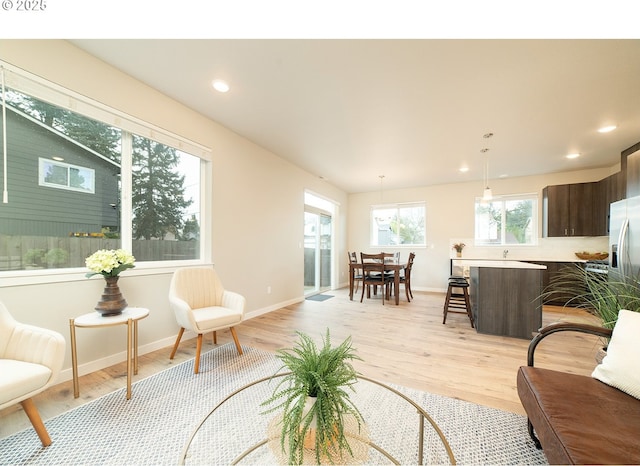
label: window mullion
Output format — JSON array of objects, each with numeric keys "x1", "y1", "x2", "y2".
[
  {"x1": 120, "y1": 131, "x2": 133, "y2": 250},
  {"x1": 501, "y1": 201, "x2": 507, "y2": 244}
]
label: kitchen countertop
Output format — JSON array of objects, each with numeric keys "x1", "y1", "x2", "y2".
[
  {"x1": 452, "y1": 257, "x2": 587, "y2": 263},
  {"x1": 452, "y1": 259, "x2": 546, "y2": 269}
]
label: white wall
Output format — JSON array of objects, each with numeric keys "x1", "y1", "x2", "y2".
[
  {"x1": 347, "y1": 166, "x2": 614, "y2": 292},
  {"x1": 0, "y1": 40, "x2": 349, "y2": 380}
]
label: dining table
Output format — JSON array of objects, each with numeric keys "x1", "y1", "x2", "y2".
[{"x1": 348, "y1": 260, "x2": 408, "y2": 305}]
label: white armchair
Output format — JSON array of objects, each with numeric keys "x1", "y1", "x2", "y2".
[
  {"x1": 168, "y1": 266, "x2": 246, "y2": 373},
  {"x1": 0, "y1": 301, "x2": 65, "y2": 446}
]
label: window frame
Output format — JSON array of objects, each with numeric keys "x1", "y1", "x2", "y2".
[
  {"x1": 370, "y1": 201, "x2": 426, "y2": 248},
  {"x1": 474, "y1": 193, "x2": 538, "y2": 246},
  {"x1": 38, "y1": 157, "x2": 96, "y2": 193}
]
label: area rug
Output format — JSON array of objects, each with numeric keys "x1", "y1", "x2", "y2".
[
  {"x1": 305, "y1": 294, "x2": 334, "y2": 302},
  {"x1": 0, "y1": 344, "x2": 547, "y2": 465}
]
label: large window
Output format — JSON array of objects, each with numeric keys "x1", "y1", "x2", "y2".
[
  {"x1": 475, "y1": 194, "x2": 537, "y2": 246},
  {"x1": 0, "y1": 64, "x2": 208, "y2": 272},
  {"x1": 371, "y1": 202, "x2": 426, "y2": 247}
]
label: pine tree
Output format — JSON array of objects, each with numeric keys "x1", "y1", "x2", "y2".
[
  {"x1": 10, "y1": 93, "x2": 120, "y2": 161},
  {"x1": 132, "y1": 135, "x2": 192, "y2": 240}
]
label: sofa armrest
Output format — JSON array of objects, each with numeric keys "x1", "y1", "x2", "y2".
[{"x1": 527, "y1": 321, "x2": 612, "y2": 367}]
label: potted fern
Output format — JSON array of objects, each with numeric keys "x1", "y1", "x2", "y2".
[
  {"x1": 541, "y1": 264, "x2": 640, "y2": 361},
  {"x1": 261, "y1": 329, "x2": 364, "y2": 465},
  {"x1": 542, "y1": 264, "x2": 640, "y2": 329}
]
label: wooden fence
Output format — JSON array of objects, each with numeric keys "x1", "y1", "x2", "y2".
[{"x1": 0, "y1": 235, "x2": 199, "y2": 271}]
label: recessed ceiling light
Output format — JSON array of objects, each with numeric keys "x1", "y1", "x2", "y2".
[
  {"x1": 211, "y1": 79, "x2": 230, "y2": 93},
  {"x1": 459, "y1": 166, "x2": 469, "y2": 173},
  {"x1": 498, "y1": 174, "x2": 508, "y2": 178},
  {"x1": 598, "y1": 125, "x2": 617, "y2": 133},
  {"x1": 566, "y1": 153, "x2": 580, "y2": 159}
]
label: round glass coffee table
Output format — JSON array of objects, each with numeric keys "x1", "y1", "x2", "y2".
[{"x1": 180, "y1": 374, "x2": 455, "y2": 465}]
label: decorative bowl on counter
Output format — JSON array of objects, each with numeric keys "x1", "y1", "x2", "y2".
[{"x1": 575, "y1": 252, "x2": 609, "y2": 260}]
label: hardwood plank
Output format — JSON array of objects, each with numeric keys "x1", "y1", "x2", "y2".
[{"x1": 0, "y1": 290, "x2": 603, "y2": 439}]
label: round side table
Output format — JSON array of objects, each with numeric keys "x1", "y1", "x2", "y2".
[{"x1": 69, "y1": 307, "x2": 149, "y2": 400}]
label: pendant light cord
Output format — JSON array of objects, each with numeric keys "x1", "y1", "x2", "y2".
[{"x1": 1, "y1": 66, "x2": 8, "y2": 203}]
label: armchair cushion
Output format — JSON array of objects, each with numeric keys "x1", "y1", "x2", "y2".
[
  {"x1": 192, "y1": 306, "x2": 242, "y2": 332},
  {"x1": 0, "y1": 360, "x2": 52, "y2": 406},
  {"x1": 592, "y1": 309, "x2": 640, "y2": 400}
]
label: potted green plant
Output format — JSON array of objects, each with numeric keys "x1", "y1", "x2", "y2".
[
  {"x1": 452, "y1": 242, "x2": 465, "y2": 258},
  {"x1": 261, "y1": 329, "x2": 364, "y2": 465},
  {"x1": 542, "y1": 264, "x2": 640, "y2": 330}
]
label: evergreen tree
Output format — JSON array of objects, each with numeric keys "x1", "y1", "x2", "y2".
[
  {"x1": 132, "y1": 136, "x2": 192, "y2": 240},
  {"x1": 181, "y1": 215, "x2": 200, "y2": 241},
  {"x1": 9, "y1": 92, "x2": 120, "y2": 161}
]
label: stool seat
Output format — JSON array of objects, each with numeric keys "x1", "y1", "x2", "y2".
[{"x1": 443, "y1": 277, "x2": 474, "y2": 327}]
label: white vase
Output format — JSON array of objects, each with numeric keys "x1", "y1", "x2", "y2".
[{"x1": 302, "y1": 396, "x2": 318, "y2": 450}]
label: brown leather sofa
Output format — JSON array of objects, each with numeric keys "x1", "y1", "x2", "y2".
[{"x1": 517, "y1": 322, "x2": 640, "y2": 465}]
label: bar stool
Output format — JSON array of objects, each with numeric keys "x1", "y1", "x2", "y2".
[{"x1": 443, "y1": 276, "x2": 474, "y2": 328}]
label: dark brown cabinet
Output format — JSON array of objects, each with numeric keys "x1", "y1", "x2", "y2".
[
  {"x1": 626, "y1": 148, "x2": 640, "y2": 198},
  {"x1": 469, "y1": 265, "x2": 543, "y2": 339},
  {"x1": 596, "y1": 171, "x2": 625, "y2": 235},
  {"x1": 543, "y1": 182, "x2": 598, "y2": 237}
]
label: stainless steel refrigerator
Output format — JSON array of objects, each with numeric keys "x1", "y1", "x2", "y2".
[{"x1": 609, "y1": 195, "x2": 640, "y2": 280}]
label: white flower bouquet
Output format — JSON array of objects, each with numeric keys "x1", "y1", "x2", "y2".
[{"x1": 85, "y1": 249, "x2": 136, "y2": 278}]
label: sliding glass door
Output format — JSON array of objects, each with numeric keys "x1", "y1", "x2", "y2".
[{"x1": 304, "y1": 208, "x2": 332, "y2": 296}]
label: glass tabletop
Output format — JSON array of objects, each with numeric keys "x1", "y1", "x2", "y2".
[{"x1": 180, "y1": 374, "x2": 455, "y2": 465}]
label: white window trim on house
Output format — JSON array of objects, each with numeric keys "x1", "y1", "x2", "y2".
[{"x1": 38, "y1": 157, "x2": 96, "y2": 193}]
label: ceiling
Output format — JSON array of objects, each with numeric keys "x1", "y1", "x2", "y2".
[{"x1": 69, "y1": 39, "x2": 640, "y2": 194}]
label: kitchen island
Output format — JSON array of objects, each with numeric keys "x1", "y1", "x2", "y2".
[{"x1": 455, "y1": 260, "x2": 546, "y2": 339}]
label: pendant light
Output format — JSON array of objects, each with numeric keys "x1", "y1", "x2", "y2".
[
  {"x1": 482, "y1": 149, "x2": 492, "y2": 201},
  {"x1": 379, "y1": 175, "x2": 385, "y2": 202},
  {"x1": 481, "y1": 132, "x2": 493, "y2": 201}
]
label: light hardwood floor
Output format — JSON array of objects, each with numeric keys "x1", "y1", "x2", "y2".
[{"x1": 0, "y1": 288, "x2": 604, "y2": 440}]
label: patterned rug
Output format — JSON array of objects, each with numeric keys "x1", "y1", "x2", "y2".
[{"x1": 0, "y1": 344, "x2": 547, "y2": 465}]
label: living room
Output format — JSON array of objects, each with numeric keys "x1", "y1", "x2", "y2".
[{"x1": 1, "y1": 26, "x2": 639, "y2": 465}]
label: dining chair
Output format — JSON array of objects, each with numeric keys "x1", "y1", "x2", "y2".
[
  {"x1": 168, "y1": 266, "x2": 246, "y2": 373},
  {"x1": 382, "y1": 252, "x2": 398, "y2": 274},
  {"x1": 348, "y1": 251, "x2": 363, "y2": 294},
  {"x1": 360, "y1": 252, "x2": 393, "y2": 304},
  {"x1": 397, "y1": 252, "x2": 415, "y2": 302}
]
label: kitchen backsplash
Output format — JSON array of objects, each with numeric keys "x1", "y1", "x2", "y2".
[{"x1": 450, "y1": 236, "x2": 610, "y2": 262}]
